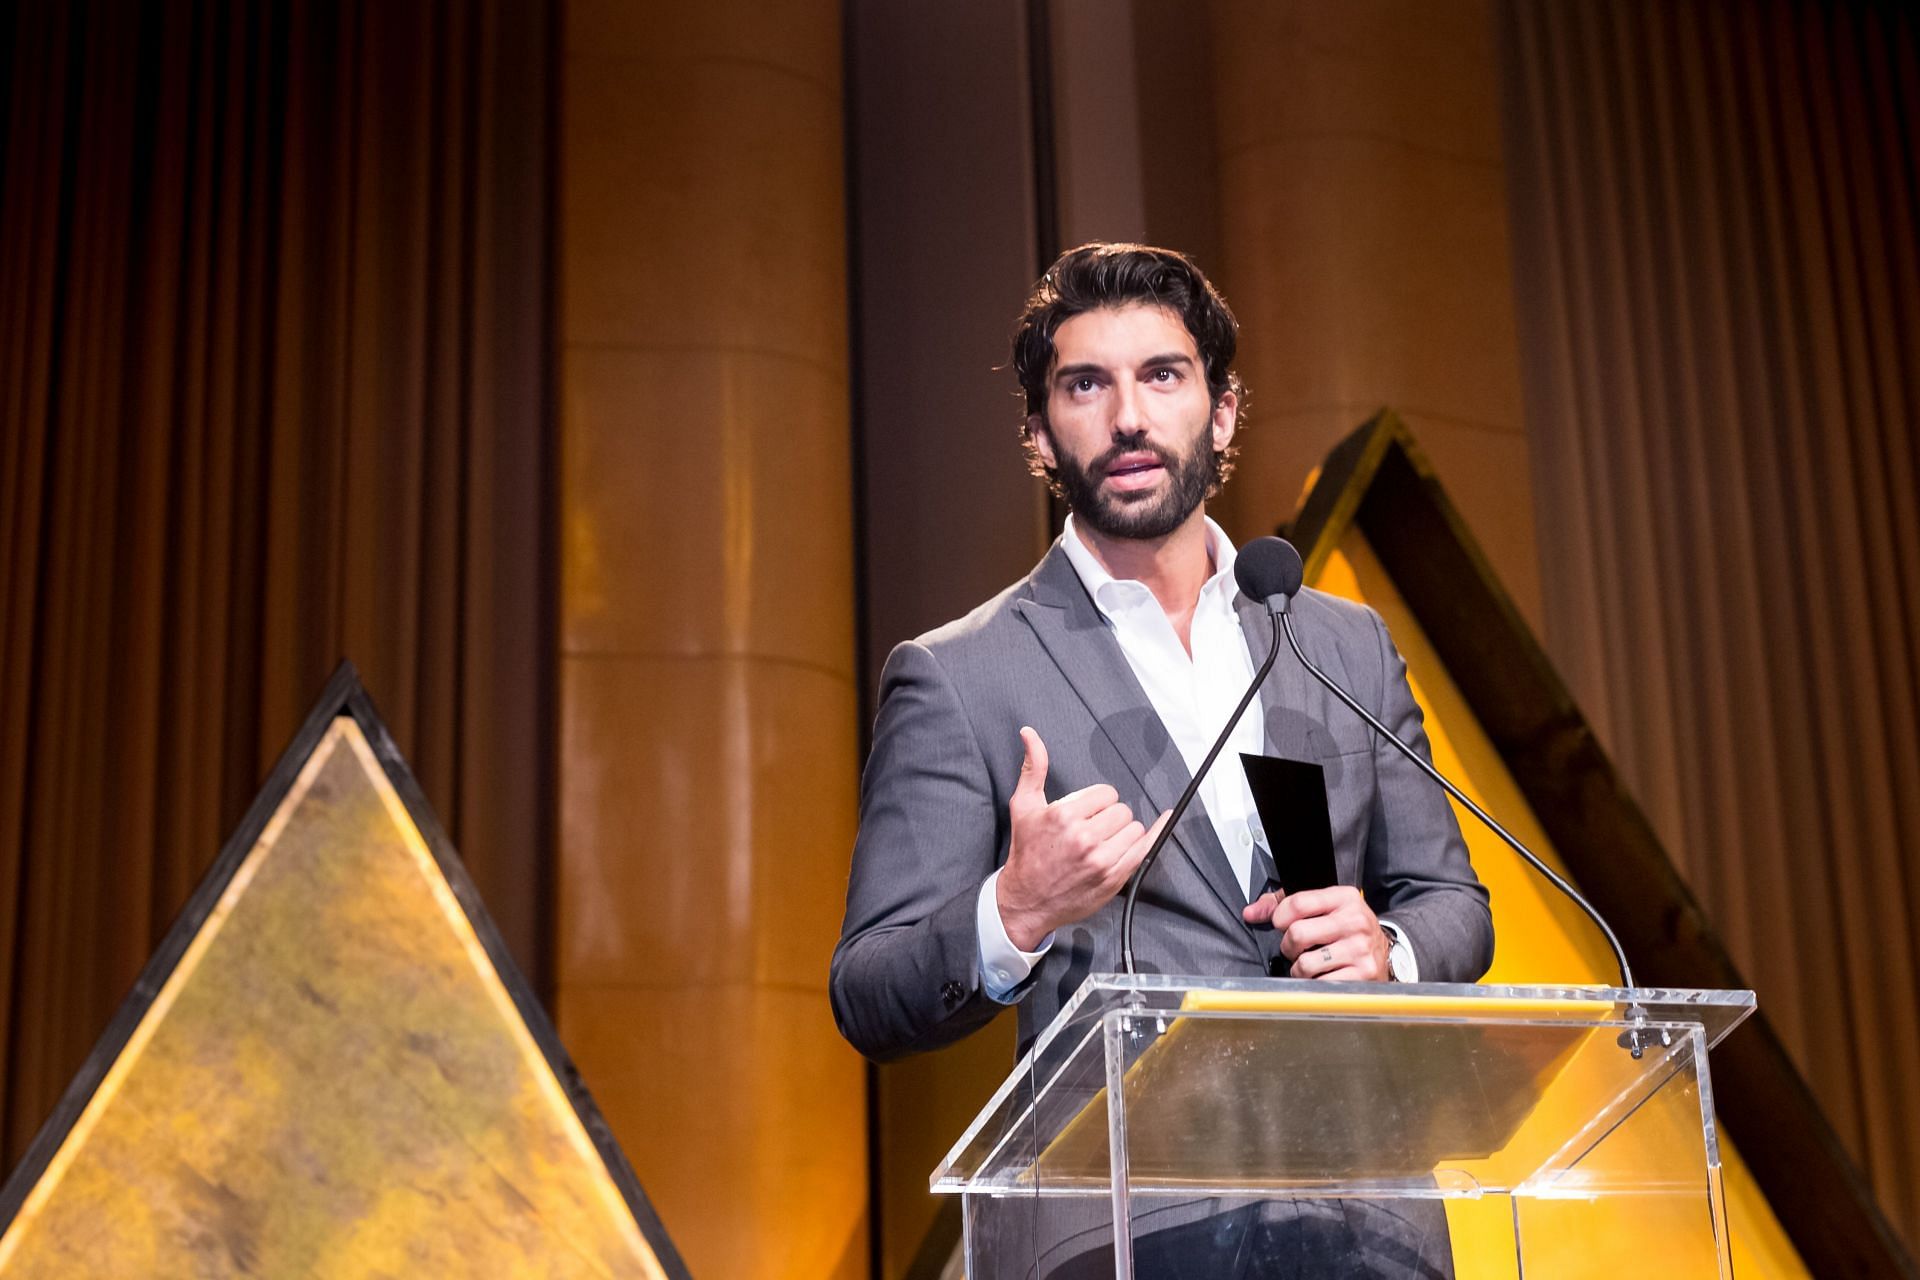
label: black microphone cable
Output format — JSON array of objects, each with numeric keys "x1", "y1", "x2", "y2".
[
  {"x1": 1121, "y1": 536, "x2": 1657, "y2": 1052},
  {"x1": 1117, "y1": 539, "x2": 1304, "y2": 975},
  {"x1": 1250, "y1": 537, "x2": 1658, "y2": 1053}
]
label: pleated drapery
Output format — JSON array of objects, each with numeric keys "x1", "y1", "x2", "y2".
[
  {"x1": 0, "y1": 0, "x2": 553, "y2": 1167},
  {"x1": 1499, "y1": 0, "x2": 1920, "y2": 1246}
]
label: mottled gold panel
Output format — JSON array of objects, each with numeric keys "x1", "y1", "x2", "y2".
[
  {"x1": 0, "y1": 719, "x2": 668, "y2": 1279},
  {"x1": 562, "y1": 347, "x2": 854, "y2": 670},
  {"x1": 557, "y1": 654, "x2": 856, "y2": 990},
  {"x1": 562, "y1": 56, "x2": 846, "y2": 358},
  {"x1": 560, "y1": 983, "x2": 866, "y2": 1280},
  {"x1": 1209, "y1": 0, "x2": 1505, "y2": 161},
  {"x1": 566, "y1": 0, "x2": 840, "y2": 82},
  {"x1": 1205, "y1": 0, "x2": 1536, "y2": 625},
  {"x1": 1219, "y1": 137, "x2": 1524, "y2": 433},
  {"x1": 556, "y1": 3, "x2": 859, "y2": 1273}
]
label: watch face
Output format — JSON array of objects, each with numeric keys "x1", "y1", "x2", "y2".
[{"x1": 1383, "y1": 931, "x2": 1410, "y2": 982}]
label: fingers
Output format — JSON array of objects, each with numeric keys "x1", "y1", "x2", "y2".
[
  {"x1": 1106, "y1": 809, "x2": 1172, "y2": 888},
  {"x1": 1123, "y1": 808, "x2": 1170, "y2": 863},
  {"x1": 1267, "y1": 884, "x2": 1363, "y2": 933},
  {"x1": 1013, "y1": 729, "x2": 1126, "y2": 822},
  {"x1": 1286, "y1": 937, "x2": 1349, "y2": 979},
  {"x1": 1055, "y1": 781, "x2": 1121, "y2": 819},
  {"x1": 1042, "y1": 789, "x2": 1134, "y2": 852},
  {"x1": 1251, "y1": 884, "x2": 1360, "y2": 931},
  {"x1": 1092, "y1": 818, "x2": 1146, "y2": 882},
  {"x1": 1278, "y1": 911, "x2": 1346, "y2": 959},
  {"x1": 1283, "y1": 932, "x2": 1387, "y2": 982},
  {"x1": 1081, "y1": 798, "x2": 1138, "y2": 845},
  {"x1": 1241, "y1": 889, "x2": 1283, "y2": 925},
  {"x1": 1268, "y1": 885, "x2": 1387, "y2": 981},
  {"x1": 1314, "y1": 965, "x2": 1369, "y2": 982},
  {"x1": 1010, "y1": 727, "x2": 1050, "y2": 815}
]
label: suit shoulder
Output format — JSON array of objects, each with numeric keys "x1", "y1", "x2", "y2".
[
  {"x1": 1290, "y1": 584, "x2": 1383, "y2": 642},
  {"x1": 903, "y1": 574, "x2": 1036, "y2": 654},
  {"x1": 872, "y1": 572, "x2": 1049, "y2": 717}
]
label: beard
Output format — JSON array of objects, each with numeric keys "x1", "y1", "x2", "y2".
[{"x1": 1052, "y1": 424, "x2": 1217, "y2": 541}]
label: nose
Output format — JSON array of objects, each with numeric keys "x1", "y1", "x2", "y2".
[{"x1": 1110, "y1": 379, "x2": 1146, "y2": 436}]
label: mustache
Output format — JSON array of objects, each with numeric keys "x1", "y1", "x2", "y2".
[{"x1": 1094, "y1": 433, "x2": 1171, "y2": 472}]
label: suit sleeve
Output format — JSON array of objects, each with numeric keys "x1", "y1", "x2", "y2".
[
  {"x1": 1359, "y1": 607, "x2": 1495, "y2": 983},
  {"x1": 830, "y1": 640, "x2": 1013, "y2": 1061}
]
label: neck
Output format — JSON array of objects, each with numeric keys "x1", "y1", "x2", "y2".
[{"x1": 1074, "y1": 508, "x2": 1215, "y2": 619}]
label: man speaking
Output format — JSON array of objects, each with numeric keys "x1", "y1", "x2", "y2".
[{"x1": 831, "y1": 243, "x2": 1492, "y2": 1276}]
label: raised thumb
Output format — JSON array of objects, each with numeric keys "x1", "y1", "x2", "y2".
[{"x1": 1011, "y1": 726, "x2": 1049, "y2": 809}]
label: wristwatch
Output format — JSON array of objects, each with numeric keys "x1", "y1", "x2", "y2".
[{"x1": 1381, "y1": 919, "x2": 1412, "y2": 982}]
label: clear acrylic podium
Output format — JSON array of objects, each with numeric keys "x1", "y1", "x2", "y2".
[{"x1": 932, "y1": 975, "x2": 1756, "y2": 1278}]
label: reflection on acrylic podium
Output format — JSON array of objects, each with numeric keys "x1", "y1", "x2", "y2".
[{"x1": 935, "y1": 974, "x2": 1755, "y2": 1279}]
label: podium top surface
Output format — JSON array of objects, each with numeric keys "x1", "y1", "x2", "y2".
[
  {"x1": 1047, "y1": 973, "x2": 1753, "y2": 1046},
  {"x1": 933, "y1": 974, "x2": 1755, "y2": 1195}
]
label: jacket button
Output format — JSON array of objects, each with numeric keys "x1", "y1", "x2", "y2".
[{"x1": 941, "y1": 980, "x2": 965, "y2": 1007}]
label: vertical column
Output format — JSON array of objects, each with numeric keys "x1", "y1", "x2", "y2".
[
  {"x1": 1206, "y1": 0, "x2": 1542, "y2": 626},
  {"x1": 844, "y1": 2, "x2": 1046, "y2": 1272},
  {"x1": 556, "y1": 4, "x2": 865, "y2": 1278}
]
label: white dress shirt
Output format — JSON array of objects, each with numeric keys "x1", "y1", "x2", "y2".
[{"x1": 975, "y1": 517, "x2": 1416, "y2": 997}]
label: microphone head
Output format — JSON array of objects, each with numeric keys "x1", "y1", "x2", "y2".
[{"x1": 1235, "y1": 537, "x2": 1304, "y2": 604}]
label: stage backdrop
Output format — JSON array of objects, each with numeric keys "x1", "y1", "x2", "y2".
[
  {"x1": 0, "y1": 0, "x2": 554, "y2": 1170},
  {"x1": 1500, "y1": 0, "x2": 1920, "y2": 1246}
]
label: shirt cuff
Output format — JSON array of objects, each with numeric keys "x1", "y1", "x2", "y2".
[
  {"x1": 977, "y1": 869, "x2": 1053, "y2": 1002},
  {"x1": 1380, "y1": 918, "x2": 1418, "y2": 983}
]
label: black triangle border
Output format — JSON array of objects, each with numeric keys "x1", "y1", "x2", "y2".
[
  {"x1": 1286, "y1": 409, "x2": 1916, "y2": 1278},
  {"x1": 0, "y1": 662, "x2": 693, "y2": 1279}
]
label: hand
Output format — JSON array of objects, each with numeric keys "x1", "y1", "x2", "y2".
[
  {"x1": 996, "y1": 727, "x2": 1171, "y2": 951},
  {"x1": 1242, "y1": 885, "x2": 1390, "y2": 981}
]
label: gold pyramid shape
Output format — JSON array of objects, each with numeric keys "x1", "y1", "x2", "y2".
[{"x1": 0, "y1": 672, "x2": 684, "y2": 1278}]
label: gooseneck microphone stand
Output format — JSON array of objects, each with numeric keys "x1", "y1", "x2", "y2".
[{"x1": 1118, "y1": 603, "x2": 1283, "y2": 977}]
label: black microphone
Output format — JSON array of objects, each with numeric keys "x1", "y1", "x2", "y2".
[
  {"x1": 1234, "y1": 535, "x2": 1306, "y2": 613},
  {"x1": 1117, "y1": 540, "x2": 1303, "y2": 974},
  {"x1": 1238, "y1": 537, "x2": 1645, "y2": 1030}
]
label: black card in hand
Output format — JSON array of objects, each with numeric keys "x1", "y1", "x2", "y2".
[{"x1": 1239, "y1": 753, "x2": 1338, "y2": 893}]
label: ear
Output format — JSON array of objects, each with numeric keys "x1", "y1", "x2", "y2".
[
  {"x1": 1210, "y1": 389, "x2": 1239, "y2": 453},
  {"x1": 1028, "y1": 413, "x2": 1057, "y2": 468}
]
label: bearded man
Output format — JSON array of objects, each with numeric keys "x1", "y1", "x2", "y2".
[{"x1": 831, "y1": 243, "x2": 1491, "y2": 1277}]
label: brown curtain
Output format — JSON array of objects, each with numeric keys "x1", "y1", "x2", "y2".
[
  {"x1": 1498, "y1": 0, "x2": 1920, "y2": 1246},
  {"x1": 0, "y1": 0, "x2": 553, "y2": 1167}
]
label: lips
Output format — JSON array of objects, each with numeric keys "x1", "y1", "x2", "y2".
[{"x1": 1103, "y1": 451, "x2": 1166, "y2": 491}]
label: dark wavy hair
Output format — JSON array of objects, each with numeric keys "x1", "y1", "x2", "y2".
[{"x1": 1011, "y1": 242, "x2": 1245, "y2": 497}]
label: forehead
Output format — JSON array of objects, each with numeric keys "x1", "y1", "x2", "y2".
[{"x1": 1049, "y1": 303, "x2": 1197, "y2": 371}]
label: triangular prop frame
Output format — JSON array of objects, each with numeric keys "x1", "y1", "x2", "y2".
[
  {"x1": 1286, "y1": 409, "x2": 1914, "y2": 1278},
  {"x1": 0, "y1": 662, "x2": 692, "y2": 1279}
]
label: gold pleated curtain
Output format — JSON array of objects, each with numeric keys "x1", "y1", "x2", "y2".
[
  {"x1": 1498, "y1": 0, "x2": 1920, "y2": 1246},
  {"x1": 0, "y1": 0, "x2": 553, "y2": 1167}
]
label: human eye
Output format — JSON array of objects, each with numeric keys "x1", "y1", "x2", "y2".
[
  {"x1": 1148, "y1": 366, "x2": 1181, "y2": 385},
  {"x1": 1070, "y1": 375, "x2": 1100, "y2": 395}
]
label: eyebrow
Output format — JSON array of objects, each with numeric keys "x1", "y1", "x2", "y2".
[{"x1": 1053, "y1": 353, "x2": 1196, "y2": 383}]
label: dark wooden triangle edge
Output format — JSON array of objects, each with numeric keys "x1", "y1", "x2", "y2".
[
  {"x1": 1282, "y1": 409, "x2": 1916, "y2": 1278},
  {"x1": 0, "y1": 662, "x2": 365, "y2": 1230},
  {"x1": 0, "y1": 662, "x2": 694, "y2": 1280},
  {"x1": 340, "y1": 679, "x2": 693, "y2": 1280}
]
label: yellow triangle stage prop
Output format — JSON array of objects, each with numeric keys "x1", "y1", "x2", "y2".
[
  {"x1": 1286, "y1": 411, "x2": 1908, "y2": 1275},
  {"x1": 0, "y1": 667, "x2": 687, "y2": 1278}
]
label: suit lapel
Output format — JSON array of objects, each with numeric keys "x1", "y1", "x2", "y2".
[
  {"x1": 1015, "y1": 545, "x2": 1258, "y2": 947},
  {"x1": 1238, "y1": 591, "x2": 1368, "y2": 889},
  {"x1": 1236, "y1": 592, "x2": 1315, "y2": 758}
]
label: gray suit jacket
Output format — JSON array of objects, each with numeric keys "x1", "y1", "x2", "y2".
[{"x1": 831, "y1": 540, "x2": 1492, "y2": 1063}]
